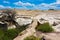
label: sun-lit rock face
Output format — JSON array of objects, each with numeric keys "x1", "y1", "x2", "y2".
[
  {"x1": 15, "y1": 18, "x2": 32, "y2": 26},
  {"x1": 8, "y1": 25, "x2": 16, "y2": 29},
  {"x1": 0, "y1": 12, "x2": 33, "y2": 29},
  {"x1": 35, "y1": 13, "x2": 60, "y2": 32}
]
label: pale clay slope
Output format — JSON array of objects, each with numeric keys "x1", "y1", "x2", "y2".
[
  {"x1": 16, "y1": 10, "x2": 60, "y2": 32},
  {"x1": 14, "y1": 10, "x2": 60, "y2": 40},
  {"x1": 35, "y1": 12, "x2": 60, "y2": 32}
]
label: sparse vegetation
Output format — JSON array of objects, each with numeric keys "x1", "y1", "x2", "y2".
[
  {"x1": 0, "y1": 9, "x2": 29, "y2": 40},
  {"x1": 4, "y1": 29, "x2": 18, "y2": 40},
  {"x1": 24, "y1": 36, "x2": 41, "y2": 40},
  {"x1": 0, "y1": 25, "x2": 28, "y2": 40},
  {"x1": 36, "y1": 22, "x2": 53, "y2": 33},
  {"x1": 0, "y1": 29, "x2": 4, "y2": 40}
]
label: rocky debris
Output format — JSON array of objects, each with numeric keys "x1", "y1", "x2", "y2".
[
  {"x1": 43, "y1": 33, "x2": 60, "y2": 40},
  {"x1": 35, "y1": 31, "x2": 60, "y2": 40}
]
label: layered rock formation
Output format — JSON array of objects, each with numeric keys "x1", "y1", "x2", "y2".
[
  {"x1": 35, "y1": 13, "x2": 60, "y2": 32},
  {"x1": 0, "y1": 10, "x2": 32, "y2": 29}
]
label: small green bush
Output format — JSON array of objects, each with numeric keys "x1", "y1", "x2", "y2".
[
  {"x1": 0, "y1": 29, "x2": 4, "y2": 40},
  {"x1": 36, "y1": 22, "x2": 53, "y2": 33},
  {"x1": 4, "y1": 25, "x2": 27, "y2": 40},
  {"x1": 2, "y1": 35, "x2": 12, "y2": 40},
  {"x1": 4, "y1": 29, "x2": 18, "y2": 39},
  {"x1": 24, "y1": 36, "x2": 41, "y2": 40},
  {"x1": 0, "y1": 29, "x2": 18, "y2": 40},
  {"x1": 16, "y1": 25, "x2": 28, "y2": 33}
]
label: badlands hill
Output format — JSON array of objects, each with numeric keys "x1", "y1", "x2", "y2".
[
  {"x1": 14, "y1": 10, "x2": 60, "y2": 40},
  {"x1": 0, "y1": 9, "x2": 60, "y2": 40},
  {"x1": 0, "y1": 9, "x2": 60, "y2": 16},
  {"x1": 15, "y1": 10, "x2": 60, "y2": 16},
  {"x1": 15, "y1": 10, "x2": 60, "y2": 32}
]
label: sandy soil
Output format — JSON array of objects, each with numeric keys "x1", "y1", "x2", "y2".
[{"x1": 35, "y1": 31, "x2": 60, "y2": 40}]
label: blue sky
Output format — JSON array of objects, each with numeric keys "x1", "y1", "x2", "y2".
[{"x1": 0, "y1": 0, "x2": 60, "y2": 10}]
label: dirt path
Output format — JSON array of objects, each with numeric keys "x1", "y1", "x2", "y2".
[
  {"x1": 43, "y1": 33, "x2": 60, "y2": 40},
  {"x1": 14, "y1": 19, "x2": 37, "y2": 40},
  {"x1": 35, "y1": 31, "x2": 60, "y2": 40}
]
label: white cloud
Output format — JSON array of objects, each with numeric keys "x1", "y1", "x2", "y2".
[
  {"x1": 50, "y1": 0, "x2": 60, "y2": 5},
  {"x1": 46, "y1": 0, "x2": 60, "y2": 10},
  {"x1": 33, "y1": 3, "x2": 50, "y2": 10},
  {"x1": 5, "y1": 6, "x2": 12, "y2": 8},
  {"x1": 14, "y1": 1, "x2": 58, "y2": 10},
  {"x1": 3, "y1": 1, "x2": 10, "y2": 4},
  {"x1": 0, "y1": 5, "x2": 5, "y2": 8},
  {"x1": 39, "y1": 3, "x2": 49, "y2": 7},
  {"x1": 14, "y1": 1, "x2": 35, "y2": 6},
  {"x1": 36, "y1": 0, "x2": 60, "y2": 10},
  {"x1": 0, "y1": 0, "x2": 59, "y2": 10},
  {"x1": 0, "y1": 5, "x2": 12, "y2": 9},
  {"x1": 14, "y1": 0, "x2": 60, "y2": 10},
  {"x1": 56, "y1": 0, "x2": 60, "y2": 4},
  {"x1": 15, "y1": 6, "x2": 28, "y2": 10}
]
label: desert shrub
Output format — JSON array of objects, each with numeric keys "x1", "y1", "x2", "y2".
[
  {"x1": 4, "y1": 29, "x2": 18, "y2": 39},
  {"x1": 16, "y1": 25, "x2": 28, "y2": 33},
  {"x1": 2, "y1": 35, "x2": 12, "y2": 40},
  {"x1": 36, "y1": 22, "x2": 53, "y2": 33},
  {"x1": 0, "y1": 29, "x2": 4, "y2": 40},
  {"x1": 0, "y1": 25, "x2": 28, "y2": 40},
  {"x1": 0, "y1": 29, "x2": 18, "y2": 40},
  {"x1": 4, "y1": 25, "x2": 27, "y2": 40},
  {"x1": 24, "y1": 36, "x2": 41, "y2": 40}
]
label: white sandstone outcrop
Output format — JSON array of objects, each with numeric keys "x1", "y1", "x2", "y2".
[{"x1": 15, "y1": 18, "x2": 32, "y2": 26}]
